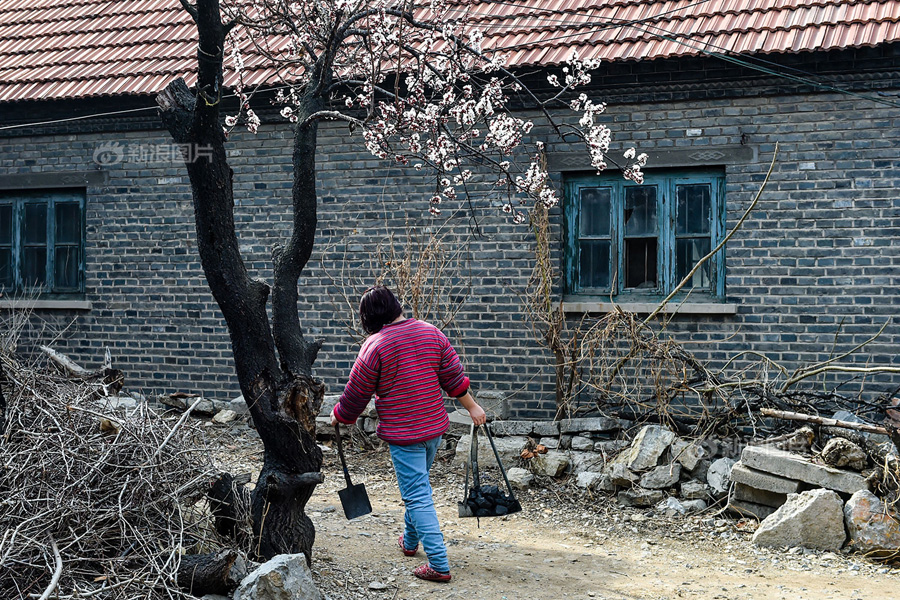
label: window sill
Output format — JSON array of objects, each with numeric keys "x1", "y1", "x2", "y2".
[
  {"x1": 0, "y1": 299, "x2": 92, "y2": 310},
  {"x1": 560, "y1": 298, "x2": 737, "y2": 315}
]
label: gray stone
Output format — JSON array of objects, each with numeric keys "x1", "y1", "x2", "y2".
[
  {"x1": 689, "y1": 458, "x2": 711, "y2": 482},
  {"x1": 729, "y1": 499, "x2": 778, "y2": 520},
  {"x1": 613, "y1": 425, "x2": 677, "y2": 472},
  {"x1": 844, "y1": 490, "x2": 900, "y2": 552},
  {"x1": 576, "y1": 471, "x2": 605, "y2": 489},
  {"x1": 560, "y1": 417, "x2": 624, "y2": 434},
  {"x1": 224, "y1": 395, "x2": 251, "y2": 415},
  {"x1": 707, "y1": 458, "x2": 737, "y2": 495},
  {"x1": 605, "y1": 463, "x2": 640, "y2": 487},
  {"x1": 669, "y1": 439, "x2": 707, "y2": 471},
  {"x1": 680, "y1": 480, "x2": 711, "y2": 500},
  {"x1": 234, "y1": 553, "x2": 323, "y2": 600},
  {"x1": 360, "y1": 417, "x2": 377, "y2": 434},
  {"x1": 639, "y1": 464, "x2": 682, "y2": 490},
  {"x1": 730, "y1": 463, "x2": 803, "y2": 495},
  {"x1": 368, "y1": 581, "x2": 388, "y2": 590},
  {"x1": 454, "y1": 434, "x2": 528, "y2": 466},
  {"x1": 741, "y1": 446, "x2": 868, "y2": 495},
  {"x1": 821, "y1": 437, "x2": 867, "y2": 471},
  {"x1": 657, "y1": 497, "x2": 687, "y2": 517},
  {"x1": 201, "y1": 596, "x2": 231, "y2": 600},
  {"x1": 531, "y1": 451, "x2": 571, "y2": 477},
  {"x1": 506, "y1": 467, "x2": 534, "y2": 490},
  {"x1": 159, "y1": 395, "x2": 187, "y2": 411},
  {"x1": 471, "y1": 390, "x2": 508, "y2": 419},
  {"x1": 752, "y1": 489, "x2": 847, "y2": 551},
  {"x1": 732, "y1": 482, "x2": 787, "y2": 508},
  {"x1": 490, "y1": 420, "x2": 534, "y2": 436},
  {"x1": 541, "y1": 437, "x2": 560, "y2": 450},
  {"x1": 681, "y1": 499, "x2": 708, "y2": 514},
  {"x1": 594, "y1": 439, "x2": 629, "y2": 456},
  {"x1": 315, "y1": 416, "x2": 335, "y2": 437},
  {"x1": 617, "y1": 488, "x2": 665, "y2": 508},
  {"x1": 571, "y1": 436, "x2": 595, "y2": 451},
  {"x1": 569, "y1": 451, "x2": 606, "y2": 474},
  {"x1": 104, "y1": 395, "x2": 137, "y2": 412},
  {"x1": 558, "y1": 434, "x2": 573, "y2": 450},
  {"x1": 318, "y1": 395, "x2": 341, "y2": 417},
  {"x1": 212, "y1": 409, "x2": 238, "y2": 424},
  {"x1": 532, "y1": 421, "x2": 560, "y2": 436},
  {"x1": 595, "y1": 474, "x2": 616, "y2": 493},
  {"x1": 192, "y1": 398, "x2": 217, "y2": 416},
  {"x1": 360, "y1": 403, "x2": 378, "y2": 419}
]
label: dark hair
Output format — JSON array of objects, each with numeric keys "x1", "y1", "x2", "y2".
[{"x1": 359, "y1": 285, "x2": 402, "y2": 334}]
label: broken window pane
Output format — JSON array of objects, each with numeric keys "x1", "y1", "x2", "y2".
[
  {"x1": 676, "y1": 238, "x2": 711, "y2": 288},
  {"x1": 579, "y1": 188, "x2": 611, "y2": 237},
  {"x1": 579, "y1": 240, "x2": 610, "y2": 289},
  {"x1": 55, "y1": 203, "x2": 81, "y2": 244},
  {"x1": 22, "y1": 247, "x2": 47, "y2": 287},
  {"x1": 23, "y1": 203, "x2": 47, "y2": 244},
  {"x1": 55, "y1": 246, "x2": 79, "y2": 289},
  {"x1": 624, "y1": 238, "x2": 658, "y2": 289},
  {"x1": 676, "y1": 184, "x2": 711, "y2": 235},
  {"x1": 624, "y1": 186, "x2": 657, "y2": 236}
]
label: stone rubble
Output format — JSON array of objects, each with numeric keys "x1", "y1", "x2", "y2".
[
  {"x1": 751, "y1": 489, "x2": 847, "y2": 552},
  {"x1": 843, "y1": 490, "x2": 900, "y2": 553}
]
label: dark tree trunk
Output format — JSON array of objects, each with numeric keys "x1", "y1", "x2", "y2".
[
  {"x1": 176, "y1": 550, "x2": 237, "y2": 596},
  {"x1": 157, "y1": 0, "x2": 325, "y2": 562}
]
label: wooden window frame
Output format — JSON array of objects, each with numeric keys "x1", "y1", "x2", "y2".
[
  {"x1": 565, "y1": 169, "x2": 726, "y2": 301},
  {"x1": 0, "y1": 188, "x2": 86, "y2": 297}
]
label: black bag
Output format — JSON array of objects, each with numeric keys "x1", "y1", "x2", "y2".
[{"x1": 458, "y1": 423, "x2": 522, "y2": 518}]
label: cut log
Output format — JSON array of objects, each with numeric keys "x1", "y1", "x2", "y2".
[
  {"x1": 760, "y1": 408, "x2": 890, "y2": 435},
  {"x1": 176, "y1": 549, "x2": 237, "y2": 596}
]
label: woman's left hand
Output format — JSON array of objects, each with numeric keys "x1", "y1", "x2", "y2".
[{"x1": 468, "y1": 402, "x2": 487, "y2": 426}]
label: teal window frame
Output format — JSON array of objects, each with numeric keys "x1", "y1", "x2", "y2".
[
  {"x1": 0, "y1": 189, "x2": 86, "y2": 296},
  {"x1": 565, "y1": 169, "x2": 726, "y2": 299}
]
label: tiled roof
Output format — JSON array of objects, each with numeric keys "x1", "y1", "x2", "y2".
[{"x1": 0, "y1": 0, "x2": 899, "y2": 102}]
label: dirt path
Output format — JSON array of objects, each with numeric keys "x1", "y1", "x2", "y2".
[{"x1": 213, "y1": 427, "x2": 898, "y2": 600}]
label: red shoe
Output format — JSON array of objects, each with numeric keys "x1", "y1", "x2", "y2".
[
  {"x1": 398, "y1": 535, "x2": 417, "y2": 557},
  {"x1": 413, "y1": 563, "x2": 451, "y2": 583}
]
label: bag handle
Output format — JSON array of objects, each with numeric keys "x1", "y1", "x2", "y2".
[{"x1": 482, "y1": 424, "x2": 519, "y2": 505}]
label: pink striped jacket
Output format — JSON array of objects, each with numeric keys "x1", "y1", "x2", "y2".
[{"x1": 334, "y1": 319, "x2": 470, "y2": 445}]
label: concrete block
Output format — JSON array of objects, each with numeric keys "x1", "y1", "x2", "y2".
[
  {"x1": 560, "y1": 417, "x2": 625, "y2": 434},
  {"x1": 752, "y1": 489, "x2": 847, "y2": 551},
  {"x1": 730, "y1": 463, "x2": 803, "y2": 495},
  {"x1": 490, "y1": 420, "x2": 534, "y2": 436},
  {"x1": 741, "y1": 446, "x2": 868, "y2": 495},
  {"x1": 729, "y1": 499, "x2": 778, "y2": 521},
  {"x1": 733, "y1": 482, "x2": 788, "y2": 508},
  {"x1": 532, "y1": 421, "x2": 560, "y2": 436}
]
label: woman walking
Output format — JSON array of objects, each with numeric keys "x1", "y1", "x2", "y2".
[{"x1": 331, "y1": 285, "x2": 486, "y2": 583}]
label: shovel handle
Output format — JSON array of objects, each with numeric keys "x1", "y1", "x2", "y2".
[{"x1": 334, "y1": 424, "x2": 354, "y2": 488}]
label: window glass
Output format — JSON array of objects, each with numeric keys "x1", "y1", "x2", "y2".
[
  {"x1": 624, "y1": 238, "x2": 658, "y2": 289},
  {"x1": 0, "y1": 248, "x2": 11, "y2": 290},
  {"x1": 22, "y1": 247, "x2": 47, "y2": 287},
  {"x1": 676, "y1": 238, "x2": 711, "y2": 288},
  {"x1": 579, "y1": 241, "x2": 610, "y2": 289},
  {"x1": 55, "y1": 247, "x2": 80, "y2": 289},
  {"x1": 676, "y1": 184, "x2": 711, "y2": 235},
  {"x1": 23, "y1": 203, "x2": 47, "y2": 244},
  {"x1": 579, "y1": 188, "x2": 611, "y2": 237},
  {"x1": 55, "y1": 203, "x2": 81, "y2": 244},
  {"x1": 0, "y1": 204, "x2": 11, "y2": 245},
  {"x1": 624, "y1": 186, "x2": 657, "y2": 235}
]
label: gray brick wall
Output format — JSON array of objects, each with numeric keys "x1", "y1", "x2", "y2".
[{"x1": 0, "y1": 47, "x2": 899, "y2": 419}]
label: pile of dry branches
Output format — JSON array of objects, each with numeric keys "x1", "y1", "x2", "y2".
[{"x1": 0, "y1": 347, "x2": 230, "y2": 598}]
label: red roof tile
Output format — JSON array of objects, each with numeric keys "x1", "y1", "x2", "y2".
[{"x1": 0, "y1": 0, "x2": 899, "y2": 102}]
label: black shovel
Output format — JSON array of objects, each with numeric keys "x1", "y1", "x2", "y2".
[{"x1": 334, "y1": 424, "x2": 373, "y2": 520}]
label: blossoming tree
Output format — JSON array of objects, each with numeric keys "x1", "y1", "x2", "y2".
[{"x1": 157, "y1": 0, "x2": 645, "y2": 561}]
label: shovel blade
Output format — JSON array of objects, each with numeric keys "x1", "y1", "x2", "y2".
[{"x1": 338, "y1": 483, "x2": 372, "y2": 520}]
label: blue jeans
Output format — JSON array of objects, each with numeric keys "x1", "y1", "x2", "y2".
[{"x1": 389, "y1": 435, "x2": 449, "y2": 573}]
